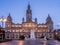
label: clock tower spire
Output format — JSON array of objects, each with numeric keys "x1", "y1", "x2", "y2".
[{"x1": 26, "y1": 3, "x2": 32, "y2": 22}]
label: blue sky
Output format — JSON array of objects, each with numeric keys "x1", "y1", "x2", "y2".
[{"x1": 0, "y1": 0, "x2": 60, "y2": 29}]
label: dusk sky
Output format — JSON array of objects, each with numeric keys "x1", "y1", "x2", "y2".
[{"x1": 0, "y1": 0, "x2": 60, "y2": 29}]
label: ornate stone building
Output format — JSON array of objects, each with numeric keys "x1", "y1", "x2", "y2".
[{"x1": 4, "y1": 4, "x2": 53, "y2": 40}]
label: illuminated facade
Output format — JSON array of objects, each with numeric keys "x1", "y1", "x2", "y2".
[{"x1": 4, "y1": 4, "x2": 53, "y2": 39}]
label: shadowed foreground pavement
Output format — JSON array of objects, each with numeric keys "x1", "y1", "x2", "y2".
[{"x1": 0, "y1": 40, "x2": 60, "y2": 45}]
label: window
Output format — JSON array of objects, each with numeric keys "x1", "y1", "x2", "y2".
[
  {"x1": 7, "y1": 25, "x2": 10, "y2": 27},
  {"x1": 7, "y1": 34, "x2": 9, "y2": 38},
  {"x1": 12, "y1": 30, "x2": 15, "y2": 32},
  {"x1": 16, "y1": 30, "x2": 19, "y2": 32}
]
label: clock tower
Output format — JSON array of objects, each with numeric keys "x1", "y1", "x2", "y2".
[
  {"x1": 26, "y1": 3, "x2": 32, "y2": 22},
  {"x1": 5, "y1": 13, "x2": 12, "y2": 28}
]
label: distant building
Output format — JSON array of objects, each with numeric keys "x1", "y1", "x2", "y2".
[
  {"x1": 2, "y1": 3, "x2": 53, "y2": 40},
  {"x1": 0, "y1": 26, "x2": 5, "y2": 40},
  {"x1": 54, "y1": 29, "x2": 60, "y2": 40}
]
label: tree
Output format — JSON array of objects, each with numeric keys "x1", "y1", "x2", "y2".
[{"x1": 19, "y1": 35, "x2": 25, "y2": 40}]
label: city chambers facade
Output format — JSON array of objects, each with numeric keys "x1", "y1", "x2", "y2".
[{"x1": 4, "y1": 4, "x2": 54, "y2": 40}]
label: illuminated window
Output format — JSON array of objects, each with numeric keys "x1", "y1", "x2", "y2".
[
  {"x1": 12, "y1": 25, "x2": 15, "y2": 27},
  {"x1": 38, "y1": 30, "x2": 40, "y2": 32},
  {"x1": 43, "y1": 30, "x2": 46, "y2": 32},
  {"x1": 44, "y1": 25, "x2": 47, "y2": 27},
  {"x1": 55, "y1": 32, "x2": 58, "y2": 35},
  {"x1": 12, "y1": 30, "x2": 15, "y2": 32},
  {"x1": 29, "y1": 24, "x2": 31, "y2": 27},
  {"x1": 25, "y1": 24, "x2": 27, "y2": 27},
  {"x1": 8, "y1": 25, "x2": 10, "y2": 27},
  {"x1": 16, "y1": 30, "x2": 19, "y2": 32},
  {"x1": 38, "y1": 25, "x2": 40, "y2": 27},
  {"x1": 7, "y1": 30, "x2": 11, "y2": 32},
  {"x1": 38, "y1": 25, "x2": 47, "y2": 28},
  {"x1": 16, "y1": 25, "x2": 18, "y2": 27},
  {"x1": 40, "y1": 30, "x2": 42, "y2": 32},
  {"x1": 19, "y1": 25, "x2": 21, "y2": 27},
  {"x1": 19, "y1": 29, "x2": 22, "y2": 32}
]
